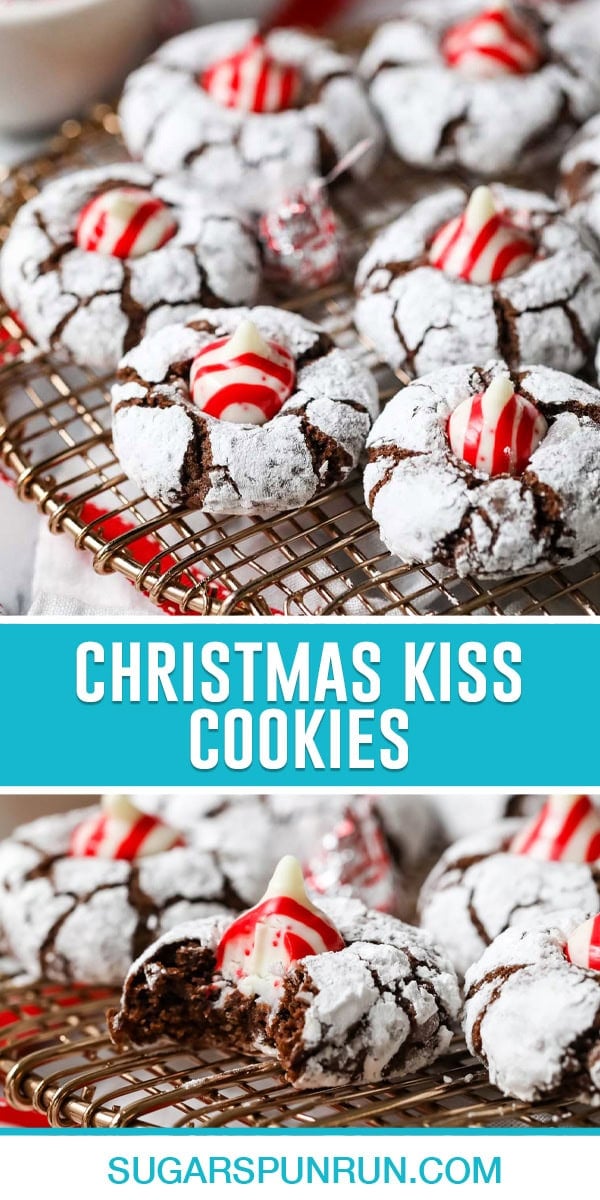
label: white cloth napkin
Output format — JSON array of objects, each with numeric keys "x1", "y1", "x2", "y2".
[{"x1": 28, "y1": 511, "x2": 161, "y2": 616}]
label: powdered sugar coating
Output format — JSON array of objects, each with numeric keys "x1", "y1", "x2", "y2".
[
  {"x1": 354, "y1": 184, "x2": 600, "y2": 378},
  {"x1": 464, "y1": 912, "x2": 600, "y2": 1102},
  {"x1": 419, "y1": 820, "x2": 600, "y2": 977},
  {"x1": 115, "y1": 895, "x2": 461, "y2": 1089},
  {"x1": 286, "y1": 897, "x2": 461, "y2": 1087},
  {"x1": 119, "y1": 21, "x2": 383, "y2": 214},
  {"x1": 0, "y1": 164, "x2": 260, "y2": 373},
  {"x1": 0, "y1": 806, "x2": 267, "y2": 985},
  {"x1": 364, "y1": 359, "x2": 600, "y2": 579},
  {"x1": 112, "y1": 306, "x2": 379, "y2": 516},
  {"x1": 559, "y1": 113, "x2": 600, "y2": 250},
  {"x1": 142, "y1": 792, "x2": 438, "y2": 920},
  {"x1": 361, "y1": 6, "x2": 600, "y2": 176}
]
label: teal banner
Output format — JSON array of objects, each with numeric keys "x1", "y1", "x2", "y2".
[{"x1": 0, "y1": 619, "x2": 594, "y2": 787}]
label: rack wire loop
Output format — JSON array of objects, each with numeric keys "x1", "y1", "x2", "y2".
[{"x1": 0, "y1": 973, "x2": 598, "y2": 1129}]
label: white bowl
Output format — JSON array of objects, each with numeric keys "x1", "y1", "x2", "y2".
[{"x1": 0, "y1": 0, "x2": 160, "y2": 134}]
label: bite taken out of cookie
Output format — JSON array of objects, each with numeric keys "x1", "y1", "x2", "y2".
[{"x1": 109, "y1": 855, "x2": 461, "y2": 1089}]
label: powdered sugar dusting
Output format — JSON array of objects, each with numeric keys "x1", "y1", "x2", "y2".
[
  {"x1": 0, "y1": 805, "x2": 266, "y2": 985},
  {"x1": 0, "y1": 163, "x2": 260, "y2": 373},
  {"x1": 364, "y1": 359, "x2": 600, "y2": 579},
  {"x1": 464, "y1": 914, "x2": 600, "y2": 1102},
  {"x1": 361, "y1": 7, "x2": 600, "y2": 176},
  {"x1": 119, "y1": 20, "x2": 383, "y2": 213},
  {"x1": 116, "y1": 895, "x2": 461, "y2": 1089},
  {"x1": 355, "y1": 184, "x2": 600, "y2": 377},
  {"x1": 420, "y1": 820, "x2": 600, "y2": 977},
  {"x1": 112, "y1": 306, "x2": 379, "y2": 517}
]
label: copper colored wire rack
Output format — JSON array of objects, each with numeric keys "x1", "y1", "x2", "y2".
[
  {"x1": 2, "y1": 109, "x2": 600, "y2": 616},
  {"x1": 0, "y1": 970, "x2": 598, "y2": 1129}
]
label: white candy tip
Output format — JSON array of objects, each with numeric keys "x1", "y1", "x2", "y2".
[
  {"x1": 548, "y1": 793, "x2": 583, "y2": 813},
  {"x1": 101, "y1": 793, "x2": 140, "y2": 821},
  {"x1": 264, "y1": 854, "x2": 307, "y2": 902},
  {"x1": 227, "y1": 318, "x2": 271, "y2": 360},
  {"x1": 465, "y1": 186, "x2": 497, "y2": 232},
  {"x1": 482, "y1": 374, "x2": 515, "y2": 414}
]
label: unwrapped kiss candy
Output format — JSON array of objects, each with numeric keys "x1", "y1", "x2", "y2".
[
  {"x1": 511, "y1": 794, "x2": 600, "y2": 862},
  {"x1": 69, "y1": 794, "x2": 185, "y2": 860}
]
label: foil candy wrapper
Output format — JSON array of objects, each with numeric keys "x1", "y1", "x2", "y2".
[
  {"x1": 258, "y1": 179, "x2": 343, "y2": 292},
  {"x1": 304, "y1": 797, "x2": 405, "y2": 917}
]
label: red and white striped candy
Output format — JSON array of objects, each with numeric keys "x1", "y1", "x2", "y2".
[
  {"x1": 216, "y1": 855, "x2": 345, "y2": 999},
  {"x1": 441, "y1": 2, "x2": 543, "y2": 77},
  {"x1": 448, "y1": 374, "x2": 547, "y2": 476},
  {"x1": 430, "y1": 186, "x2": 535, "y2": 284},
  {"x1": 566, "y1": 914, "x2": 600, "y2": 972},
  {"x1": 190, "y1": 318, "x2": 295, "y2": 425},
  {"x1": 511, "y1": 795, "x2": 600, "y2": 863},
  {"x1": 201, "y1": 34, "x2": 302, "y2": 114},
  {"x1": 76, "y1": 187, "x2": 177, "y2": 259},
  {"x1": 69, "y1": 794, "x2": 185, "y2": 860}
]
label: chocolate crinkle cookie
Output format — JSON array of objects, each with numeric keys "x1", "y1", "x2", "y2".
[
  {"x1": 464, "y1": 912, "x2": 600, "y2": 1103},
  {"x1": 559, "y1": 113, "x2": 600, "y2": 243},
  {"x1": 360, "y1": 2, "x2": 600, "y2": 176},
  {"x1": 111, "y1": 306, "x2": 379, "y2": 517},
  {"x1": 364, "y1": 360, "x2": 600, "y2": 579},
  {"x1": 109, "y1": 857, "x2": 461, "y2": 1089},
  {"x1": 145, "y1": 791, "x2": 439, "y2": 874},
  {"x1": 143, "y1": 793, "x2": 440, "y2": 920},
  {"x1": 0, "y1": 163, "x2": 261, "y2": 375},
  {"x1": 118, "y1": 20, "x2": 383, "y2": 214},
  {"x1": 354, "y1": 184, "x2": 600, "y2": 378},
  {"x1": 419, "y1": 806, "x2": 600, "y2": 977},
  {"x1": 0, "y1": 801, "x2": 267, "y2": 986}
]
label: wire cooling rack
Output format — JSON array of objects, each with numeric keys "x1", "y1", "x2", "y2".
[
  {"x1": 0, "y1": 970, "x2": 598, "y2": 1129},
  {"x1": 2, "y1": 108, "x2": 600, "y2": 615}
]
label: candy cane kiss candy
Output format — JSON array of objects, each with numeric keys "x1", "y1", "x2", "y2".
[
  {"x1": 447, "y1": 374, "x2": 547, "y2": 476},
  {"x1": 69, "y1": 794, "x2": 185, "y2": 860},
  {"x1": 429, "y1": 186, "x2": 535, "y2": 284},
  {"x1": 76, "y1": 187, "x2": 177, "y2": 258},
  {"x1": 201, "y1": 34, "x2": 302, "y2": 114},
  {"x1": 441, "y1": 1, "x2": 543, "y2": 78},
  {"x1": 566, "y1": 914, "x2": 600, "y2": 971},
  {"x1": 190, "y1": 318, "x2": 296, "y2": 425},
  {"x1": 511, "y1": 794, "x2": 600, "y2": 862},
  {"x1": 216, "y1": 854, "x2": 345, "y2": 1001}
]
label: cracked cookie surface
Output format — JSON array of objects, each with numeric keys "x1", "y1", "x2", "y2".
[
  {"x1": 354, "y1": 184, "x2": 600, "y2": 378},
  {"x1": 0, "y1": 163, "x2": 261, "y2": 374},
  {"x1": 119, "y1": 20, "x2": 383, "y2": 214},
  {"x1": 464, "y1": 914, "x2": 600, "y2": 1102},
  {"x1": 363, "y1": 359, "x2": 600, "y2": 579},
  {"x1": 112, "y1": 305, "x2": 379, "y2": 517},
  {"x1": 559, "y1": 112, "x2": 600, "y2": 248},
  {"x1": 419, "y1": 820, "x2": 600, "y2": 977},
  {"x1": 360, "y1": 5, "x2": 600, "y2": 176},
  {"x1": 0, "y1": 806, "x2": 268, "y2": 985},
  {"x1": 109, "y1": 896, "x2": 461, "y2": 1088}
]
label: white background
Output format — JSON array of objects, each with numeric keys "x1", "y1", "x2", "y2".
[{"x1": 0, "y1": 1131, "x2": 591, "y2": 1195}]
